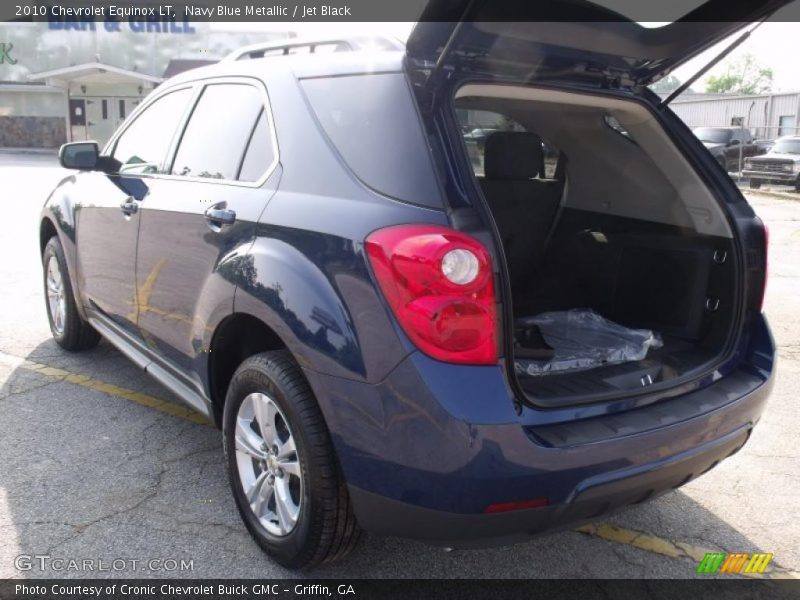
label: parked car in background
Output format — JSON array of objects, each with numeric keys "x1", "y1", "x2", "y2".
[
  {"x1": 692, "y1": 126, "x2": 765, "y2": 171},
  {"x1": 743, "y1": 135, "x2": 800, "y2": 191}
]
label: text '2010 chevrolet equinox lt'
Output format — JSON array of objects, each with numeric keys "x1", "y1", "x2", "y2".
[{"x1": 41, "y1": 1, "x2": 778, "y2": 569}]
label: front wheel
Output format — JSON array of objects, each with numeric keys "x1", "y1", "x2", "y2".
[
  {"x1": 42, "y1": 236, "x2": 100, "y2": 351},
  {"x1": 223, "y1": 351, "x2": 361, "y2": 570},
  {"x1": 749, "y1": 179, "x2": 762, "y2": 189}
]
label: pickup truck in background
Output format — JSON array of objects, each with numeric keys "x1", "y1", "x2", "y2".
[
  {"x1": 692, "y1": 126, "x2": 768, "y2": 172},
  {"x1": 743, "y1": 135, "x2": 800, "y2": 191}
]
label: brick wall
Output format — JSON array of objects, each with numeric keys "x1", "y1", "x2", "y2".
[{"x1": 0, "y1": 116, "x2": 66, "y2": 148}]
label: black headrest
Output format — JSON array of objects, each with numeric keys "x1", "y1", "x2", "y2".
[{"x1": 484, "y1": 131, "x2": 543, "y2": 180}]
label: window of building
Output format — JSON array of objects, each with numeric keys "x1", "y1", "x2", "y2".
[
  {"x1": 731, "y1": 116, "x2": 744, "y2": 126},
  {"x1": 171, "y1": 84, "x2": 264, "y2": 181},
  {"x1": 112, "y1": 88, "x2": 192, "y2": 175},
  {"x1": 101, "y1": 99, "x2": 108, "y2": 120}
]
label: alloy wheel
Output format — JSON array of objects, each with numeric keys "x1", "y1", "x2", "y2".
[
  {"x1": 46, "y1": 255, "x2": 66, "y2": 335},
  {"x1": 234, "y1": 392, "x2": 303, "y2": 537}
]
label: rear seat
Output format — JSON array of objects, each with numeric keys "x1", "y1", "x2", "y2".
[{"x1": 478, "y1": 131, "x2": 563, "y2": 299}]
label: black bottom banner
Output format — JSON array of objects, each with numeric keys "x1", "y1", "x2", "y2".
[{"x1": 1, "y1": 579, "x2": 799, "y2": 600}]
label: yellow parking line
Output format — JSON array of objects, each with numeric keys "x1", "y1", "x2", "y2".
[
  {"x1": 2, "y1": 351, "x2": 798, "y2": 578},
  {"x1": 575, "y1": 522, "x2": 799, "y2": 579},
  {"x1": 0, "y1": 351, "x2": 208, "y2": 425}
]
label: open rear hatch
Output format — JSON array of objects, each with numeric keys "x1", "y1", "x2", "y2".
[
  {"x1": 407, "y1": 0, "x2": 791, "y2": 89},
  {"x1": 408, "y1": 0, "x2": 778, "y2": 408}
]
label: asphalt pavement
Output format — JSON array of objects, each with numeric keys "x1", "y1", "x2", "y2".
[{"x1": 0, "y1": 153, "x2": 797, "y2": 579}]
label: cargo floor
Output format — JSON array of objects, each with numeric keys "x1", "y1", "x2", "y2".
[{"x1": 517, "y1": 337, "x2": 716, "y2": 407}]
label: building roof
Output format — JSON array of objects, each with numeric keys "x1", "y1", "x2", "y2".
[
  {"x1": 27, "y1": 62, "x2": 162, "y2": 85},
  {"x1": 671, "y1": 90, "x2": 800, "y2": 103},
  {"x1": 162, "y1": 59, "x2": 219, "y2": 79}
]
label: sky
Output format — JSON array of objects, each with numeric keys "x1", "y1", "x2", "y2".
[
  {"x1": 673, "y1": 22, "x2": 800, "y2": 93},
  {"x1": 212, "y1": 18, "x2": 800, "y2": 94}
]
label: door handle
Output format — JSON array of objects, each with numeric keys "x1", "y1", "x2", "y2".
[
  {"x1": 120, "y1": 198, "x2": 138, "y2": 216},
  {"x1": 204, "y1": 204, "x2": 236, "y2": 227}
]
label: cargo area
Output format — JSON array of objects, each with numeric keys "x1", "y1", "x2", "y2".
[{"x1": 455, "y1": 85, "x2": 739, "y2": 407}]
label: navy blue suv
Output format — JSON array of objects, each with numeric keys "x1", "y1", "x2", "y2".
[{"x1": 41, "y1": 2, "x2": 777, "y2": 569}]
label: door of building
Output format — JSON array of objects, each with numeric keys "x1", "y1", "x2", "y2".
[
  {"x1": 84, "y1": 98, "x2": 117, "y2": 147},
  {"x1": 86, "y1": 97, "x2": 141, "y2": 148},
  {"x1": 68, "y1": 98, "x2": 87, "y2": 142}
]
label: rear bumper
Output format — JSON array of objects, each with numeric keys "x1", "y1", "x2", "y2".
[
  {"x1": 348, "y1": 425, "x2": 750, "y2": 546},
  {"x1": 303, "y1": 314, "x2": 774, "y2": 544}
]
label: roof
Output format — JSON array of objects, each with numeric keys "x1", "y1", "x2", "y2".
[
  {"x1": 671, "y1": 90, "x2": 800, "y2": 104},
  {"x1": 162, "y1": 59, "x2": 219, "y2": 79},
  {"x1": 27, "y1": 62, "x2": 162, "y2": 85}
]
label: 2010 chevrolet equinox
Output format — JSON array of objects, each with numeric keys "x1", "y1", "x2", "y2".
[{"x1": 40, "y1": 1, "x2": 778, "y2": 569}]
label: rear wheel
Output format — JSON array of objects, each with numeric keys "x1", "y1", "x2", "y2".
[
  {"x1": 223, "y1": 351, "x2": 361, "y2": 569},
  {"x1": 42, "y1": 236, "x2": 100, "y2": 351},
  {"x1": 749, "y1": 179, "x2": 762, "y2": 189}
]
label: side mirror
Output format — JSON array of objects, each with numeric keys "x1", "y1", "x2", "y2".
[
  {"x1": 59, "y1": 142, "x2": 99, "y2": 170},
  {"x1": 728, "y1": 139, "x2": 740, "y2": 147}
]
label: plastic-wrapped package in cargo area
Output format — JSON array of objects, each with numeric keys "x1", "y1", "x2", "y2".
[{"x1": 515, "y1": 309, "x2": 663, "y2": 376}]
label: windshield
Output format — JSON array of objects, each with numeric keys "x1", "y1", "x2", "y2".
[
  {"x1": 772, "y1": 139, "x2": 800, "y2": 155},
  {"x1": 693, "y1": 128, "x2": 732, "y2": 144}
]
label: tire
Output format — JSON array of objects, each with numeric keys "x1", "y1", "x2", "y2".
[
  {"x1": 42, "y1": 236, "x2": 100, "y2": 351},
  {"x1": 749, "y1": 179, "x2": 762, "y2": 190},
  {"x1": 223, "y1": 350, "x2": 361, "y2": 570}
]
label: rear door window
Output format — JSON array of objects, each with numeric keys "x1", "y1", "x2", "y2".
[
  {"x1": 237, "y1": 109, "x2": 276, "y2": 182},
  {"x1": 171, "y1": 83, "x2": 265, "y2": 181}
]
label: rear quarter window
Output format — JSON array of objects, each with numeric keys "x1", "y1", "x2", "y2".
[{"x1": 300, "y1": 73, "x2": 441, "y2": 208}]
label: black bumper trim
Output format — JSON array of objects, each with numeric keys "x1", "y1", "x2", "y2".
[{"x1": 526, "y1": 367, "x2": 768, "y2": 448}]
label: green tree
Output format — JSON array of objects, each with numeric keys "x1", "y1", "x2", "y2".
[
  {"x1": 705, "y1": 53, "x2": 773, "y2": 94},
  {"x1": 650, "y1": 74, "x2": 683, "y2": 95}
]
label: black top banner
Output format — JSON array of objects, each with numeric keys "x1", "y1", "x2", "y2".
[{"x1": 4, "y1": 0, "x2": 800, "y2": 23}]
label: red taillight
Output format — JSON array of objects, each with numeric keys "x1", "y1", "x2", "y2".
[
  {"x1": 760, "y1": 223, "x2": 769, "y2": 312},
  {"x1": 748, "y1": 218, "x2": 769, "y2": 313},
  {"x1": 365, "y1": 224, "x2": 498, "y2": 365},
  {"x1": 483, "y1": 497, "x2": 549, "y2": 514}
]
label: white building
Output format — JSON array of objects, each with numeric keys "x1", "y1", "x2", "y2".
[
  {"x1": 0, "y1": 21, "x2": 290, "y2": 148},
  {"x1": 670, "y1": 91, "x2": 800, "y2": 140}
]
